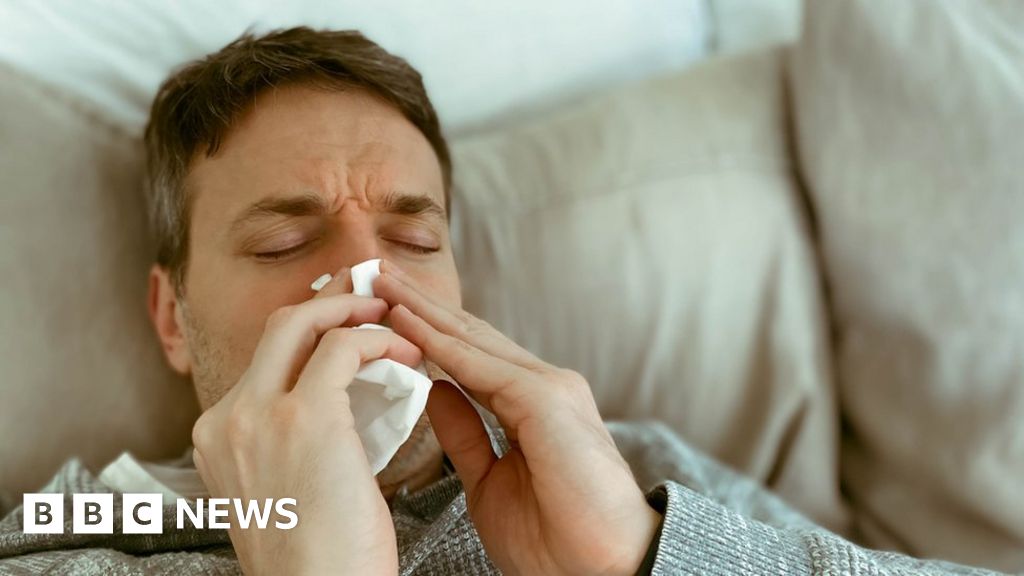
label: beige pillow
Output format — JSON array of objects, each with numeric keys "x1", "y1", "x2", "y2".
[
  {"x1": 791, "y1": 0, "x2": 1024, "y2": 570},
  {"x1": 451, "y1": 48, "x2": 847, "y2": 530},
  {"x1": 0, "y1": 46, "x2": 845, "y2": 533},
  {"x1": 0, "y1": 64, "x2": 199, "y2": 499}
]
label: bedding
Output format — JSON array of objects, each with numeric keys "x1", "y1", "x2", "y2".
[{"x1": 791, "y1": 0, "x2": 1024, "y2": 569}]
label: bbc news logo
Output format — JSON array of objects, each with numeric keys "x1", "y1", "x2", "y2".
[{"x1": 23, "y1": 494, "x2": 298, "y2": 534}]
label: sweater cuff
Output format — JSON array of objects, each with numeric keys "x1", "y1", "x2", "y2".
[{"x1": 646, "y1": 481, "x2": 813, "y2": 575}]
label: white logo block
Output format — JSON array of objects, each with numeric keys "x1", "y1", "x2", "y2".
[
  {"x1": 23, "y1": 494, "x2": 64, "y2": 534},
  {"x1": 73, "y1": 494, "x2": 114, "y2": 534},
  {"x1": 122, "y1": 493, "x2": 164, "y2": 534}
]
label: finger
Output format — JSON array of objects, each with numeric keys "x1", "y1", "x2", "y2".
[
  {"x1": 311, "y1": 265, "x2": 353, "y2": 298},
  {"x1": 375, "y1": 262, "x2": 542, "y2": 368},
  {"x1": 389, "y1": 304, "x2": 539, "y2": 425},
  {"x1": 293, "y1": 327, "x2": 424, "y2": 401},
  {"x1": 426, "y1": 380, "x2": 496, "y2": 498},
  {"x1": 376, "y1": 262, "x2": 539, "y2": 367},
  {"x1": 248, "y1": 295, "x2": 390, "y2": 398}
]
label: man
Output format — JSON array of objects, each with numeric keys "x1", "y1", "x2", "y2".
[{"x1": 0, "y1": 27, "x2": 1006, "y2": 575}]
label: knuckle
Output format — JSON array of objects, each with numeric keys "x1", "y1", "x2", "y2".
[
  {"x1": 458, "y1": 312, "x2": 491, "y2": 337},
  {"x1": 555, "y1": 368, "x2": 589, "y2": 392},
  {"x1": 269, "y1": 397, "x2": 302, "y2": 429},
  {"x1": 319, "y1": 327, "x2": 351, "y2": 348},
  {"x1": 266, "y1": 305, "x2": 300, "y2": 331},
  {"x1": 451, "y1": 335, "x2": 476, "y2": 354},
  {"x1": 225, "y1": 405, "x2": 255, "y2": 443},
  {"x1": 191, "y1": 413, "x2": 214, "y2": 451}
]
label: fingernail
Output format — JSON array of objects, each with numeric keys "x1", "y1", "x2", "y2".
[{"x1": 310, "y1": 273, "x2": 332, "y2": 292}]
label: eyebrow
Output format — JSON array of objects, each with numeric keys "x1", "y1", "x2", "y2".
[
  {"x1": 229, "y1": 190, "x2": 446, "y2": 233},
  {"x1": 378, "y1": 190, "x2": 447, "y2": 220}
]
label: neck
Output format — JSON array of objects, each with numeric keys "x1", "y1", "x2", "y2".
[
  {"x1": 377, "y1": 415, "x2": 446, "y2": 499},
  {"x1": 380, "y1": 454, "x2": 445, "y2": 500}
]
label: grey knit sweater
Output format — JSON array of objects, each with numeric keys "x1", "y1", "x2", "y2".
[{"x1": 0, "y1": 422, "x2": 1006, "y2": 575}]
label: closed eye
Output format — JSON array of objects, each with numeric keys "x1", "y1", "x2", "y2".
[
  {"x1": 252, "y1": 237, "x2": 436, "y2": 261},
  {"x1": 387, "y1": 239, "x2": 440, "y2": 255},
  {"x1": 253, "y1": 242, "x2": 310, "y2": 261}
]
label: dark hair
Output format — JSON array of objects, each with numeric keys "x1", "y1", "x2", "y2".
[{"x1": 144, "y1": 27, "x2": 451, "y2": 294}]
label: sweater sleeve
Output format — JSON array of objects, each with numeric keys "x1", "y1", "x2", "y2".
[
  {"x1": 644, "y1": 481, "x2": 1006, "y2": 576},
  {"x1": 607, "y1": 422, "x2": 1009, "y2": 576}
]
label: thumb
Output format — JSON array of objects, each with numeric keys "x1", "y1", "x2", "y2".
[{"x1": 426, "y1": 380, "x2": 496, "y2": 498}]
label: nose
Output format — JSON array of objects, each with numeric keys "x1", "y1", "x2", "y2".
[{"x1": 323, "y1": 216, "x2": 380, "y2": 272}]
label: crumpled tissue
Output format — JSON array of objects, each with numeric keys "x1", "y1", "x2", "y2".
[{"x1": 310, "y1": 258, "x2": 432, "y2": 475}]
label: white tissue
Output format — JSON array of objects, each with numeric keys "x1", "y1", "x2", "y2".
[
  {"x1": 310, "y1": 258, "x2": 433, "y2": 475},
  {"x1": 349, "y1": 259, "x2": 380, "y2": 297}
]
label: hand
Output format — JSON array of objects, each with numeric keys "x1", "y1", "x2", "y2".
[
  {"x1": 374, "y1": 261, "x2": 662, "y2": 576},
  {"x1": 191, "y1": 267, "x2": 417, "y2": 576}
]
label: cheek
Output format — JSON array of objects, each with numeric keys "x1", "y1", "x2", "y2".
[
  {"x1": 409, "y1": 255, "x2": 461, "y2": 309},
  {"x1": 229, "y1": 282, "x2": 313, "y2": 357},
  {"x1": 187, "y1": 264, "x2": 310, "y2": 369}
]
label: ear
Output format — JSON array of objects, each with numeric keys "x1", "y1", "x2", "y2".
[{"x1": 148, "y1": 264, "x2": 193, "y2": 375}]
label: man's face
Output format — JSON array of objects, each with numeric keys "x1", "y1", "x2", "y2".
[{"x1": 168, "y1": 84, "x2": 459, "y2": 488}]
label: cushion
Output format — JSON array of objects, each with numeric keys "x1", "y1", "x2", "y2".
[
  {"x1": 0, "y1": 0, "x2": 708, "y2": 134},
  {"x1": 450, "y1": 47, "x2": 847, "y2": 530},
  {"x1": 791, "y1": 0, "x2": 1024, "y2": 570},
  {"x1": 0, "y1": 64, "x2": 199, "y2": 499},
  {"x1": 706, "y1": 0, "x2": 802, "y2": 55}
]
